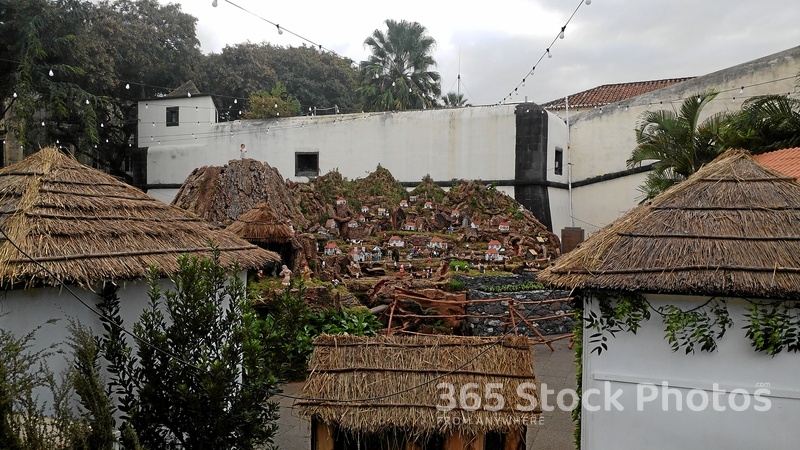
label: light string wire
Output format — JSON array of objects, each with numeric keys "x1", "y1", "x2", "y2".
[
  {"x1": 125, "y1": 75, "x2": 796, "y2": 148},
  {"x1": 214, "y1": 0, "x2": 342, "y2": 58},
  {"x1": 498, "y1": 0, "x2": 591, "y2": 105},
  {"x1": 0, "y1": 225, "x2": 564, "y2": 403}
]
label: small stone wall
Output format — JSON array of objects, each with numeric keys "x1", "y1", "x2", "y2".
[{"x1": 456, "y1": 275, "x2": 574, "y2": 336}]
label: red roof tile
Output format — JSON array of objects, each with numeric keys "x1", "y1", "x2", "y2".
[
  {"x1": 754, "y1": 147, "x2": 800, "y2": 181},
  {"x1": 541, "y1": 78, "x2": 694, "y2": 110}
]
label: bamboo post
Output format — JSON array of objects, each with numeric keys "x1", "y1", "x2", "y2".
[
  {"x1": 387, "y1": 295, "x2": 398, "y2": 335},
  {"x1": 512, "y1": 308, "x2": 555, "y2": 351}
]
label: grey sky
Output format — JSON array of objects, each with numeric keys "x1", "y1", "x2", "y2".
[{"x1": 172, "y1": 0, "x2": 800, "y2": 106}]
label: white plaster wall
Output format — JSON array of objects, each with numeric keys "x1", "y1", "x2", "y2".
[
  {"x1": 547, "y1": 187, "x2": 571, "y2": 238},
  {"x1": 570, "y1": 172, "x2": 649, "y2": 235},
  {"x1": 145, "y1": 105, "x2": 527, "y2": 188},
  {"x1": 562, "y1": 47, "x2": 800, "y2": 234},
  {"x1": 581, "y1": 294, "x2": 800, "y2": 450},
  {"x1": 138, "y1": 96, "x2": 217, "y2": 145}
]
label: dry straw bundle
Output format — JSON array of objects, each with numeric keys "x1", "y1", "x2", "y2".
[
  {"x1": 299, "y1": 334, "x2": 540, "y2": 436},
  {"x1": 540, "y1": 149, "x2": 800, "y2": 299},
  {"x1": 0, "y1": 147, "x2": 280, "y2": 287},
  {"x1": 226, "y1": 202, "x2": 294, "y2": 244}
]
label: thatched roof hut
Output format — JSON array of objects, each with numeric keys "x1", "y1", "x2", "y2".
[
  {"x1": 299, "y1": 334, "x2": 539, "y2": 449},
  {"x1": 538, "y1": 149, "x2": 800, "y2": 298},
  {"x1": 0, "y1": 147, "x2": 280, "y2": 287},
  {"x1": 226, "y1": 202, "x2": 294, "y2": 244}
]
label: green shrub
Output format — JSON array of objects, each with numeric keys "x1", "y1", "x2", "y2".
[
  {"x1": 483, "y1": 281, "x2": 545, "y2": 293},
  {"x1": 448, "y1": 280, "x2": 465, "y2": 292}
]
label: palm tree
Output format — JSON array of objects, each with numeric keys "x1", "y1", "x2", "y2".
[
  {"x1": 356, "y1": 20, "x2": 441, "y2": 111},
  {"x1": 627, "y1": 90, "x2": 729, "y2": 201},
  {"x1": 720, "y1": 94, "x2": 800, "y2": 154},
  {"x1": 441, "y1": 91, "x2": 470, "y2": 108}
]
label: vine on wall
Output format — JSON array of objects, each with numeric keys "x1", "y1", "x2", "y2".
[
  {"x1": 582, "y1": 291, "x2": 799, "y2": 356},
  {"x1": 744, "y1": 301, "x2": 800, "y2": 356}
]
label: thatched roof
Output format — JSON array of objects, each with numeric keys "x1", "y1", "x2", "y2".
[
  {"x1": 0, "y1": 147, "x2": 280, "y2": 287},
  {"x1": 226, "y1": 202, "x2": 294, "y2": 244},
  {"x1": 298, "y1": 334, "x2": 540, "y2": 435},
  {"x1": 539, "y1": 149, "x2": 800, "y2": 299}
]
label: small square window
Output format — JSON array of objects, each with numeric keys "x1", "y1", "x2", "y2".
[
  {"x1": 296, "y1": 152, "x2": 319, "y2": 177},
  {"x1": 166, "y1": 106, "x2": 179, "y2": 127}
]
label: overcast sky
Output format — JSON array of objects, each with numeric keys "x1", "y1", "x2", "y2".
[{"x1": 171, "y1": 0, "x2": 800, "y2": 106}]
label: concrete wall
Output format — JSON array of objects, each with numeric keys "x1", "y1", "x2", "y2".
[
  {"x1": 140, "y1": 46, "x2": 800, "y2": 238},
  {"x1": 581, "y1": 294, "x2": 799, "y2": 450},
  {"x1": 141, "y1": 101, "x2": 569, "y2": 231},
  {"x1": 563, "y1": 45, "x2": 800, "y2": 235}
]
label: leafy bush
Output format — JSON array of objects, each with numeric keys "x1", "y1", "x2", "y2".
[
  {"x1": 483, "y1": 281, "x2": 545, "y2": 292},
  {"x1": 449, "y1": 260, "x2": 469, "y2": 272},
  {"x1": 448, "y1": 280, "x2": 465, "y2": 292},
  {"x1": 261, "y1": 282, "x2": 383, "y2": 381},
  {"x1": 97, "y1": 252, "x2": 280, "y2": 449}
]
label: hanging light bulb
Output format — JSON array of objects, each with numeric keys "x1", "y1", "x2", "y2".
[
  {"x1": 56, "y1": 139, "x2": 59, "y2": 144},
  {"x1": 392, "y1": 81, "x2": 396, "y2": 87},
  {"x1": 212, "y1": 0, "x2": 218, "y2": 6},
  {"x1": 559, "y1": 27, "x2": 565, "y2": 39},
  {"x1": 522, "y1": 78, "x2": 526, "y2": 87},
  {"x1": 585, "y1": 0, "x2": 591, "y2": 4},
  {"x1": 276, "y1": 24, "x2": 283, "y2": 35},
  {"x1": 41, "y1": 121, "x2": 45, "y2": 126},
  {"x1": 277, "y1": 112, "x2": 280, "y2": 116},
  {"x1": 234, "y1": 98, "x2": 238, "y2": 104},
  {"x1": 547, "y1": 48, "x2": 552, "y2": 58},
  {"x1": 85, "y1": 99, "x2": 90, "y2": 104},
  {"x1": 274, "y1": 102, "x2": 278, "y2": 108},
  {"x1": 48, "y1": 69, "x2": 54, "y2": 77},
  {"x1": 100, "y1": 123, "x2": 104, "y2": 128},
  {"x1": 408, "y1": 88, "x2": 412, "y2": 93},
  {"x1": 13, "y1": 92, "x2": 17, "y2": 98},
  {"x1": 187, "y1": 92, "x2": 192, "y2": 97},
  {"x1": 125, "y1": 83, "x2": 130, "y2": 89},
  {"x1": 145, "y1": 103, "x2": 148, "y2": 108},
  {"x1": 374, "y1": 73, "x2": 379, "y2": 79},
  {"x1": 739, "y1": 86, "x2": 744, "y2": 94}
]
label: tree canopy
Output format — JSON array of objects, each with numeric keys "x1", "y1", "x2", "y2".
[
  {"x1": 627, "y1": 91, "x2": 728, "y2": 201},
  {"x1": 0, "y1": 0, "x2": 359, "y2": 183},
  {"x1": 357, "y1": 19, "x2": 441, "y2": 111}
]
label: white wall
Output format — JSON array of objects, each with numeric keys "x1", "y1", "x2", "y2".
[
  {"x1": 564, "y1": 46, "x2": 800, "y2": 234},
  {"x1": 144, "y1": 105, "x2": 528, "y2": 188},
  {"x1": 581, "y1": 294, "x2": 799, "y2": 450}
]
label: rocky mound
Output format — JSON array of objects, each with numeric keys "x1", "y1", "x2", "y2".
[{"x1": 171, "y1": 158, "x2": 308, "y2": 229}]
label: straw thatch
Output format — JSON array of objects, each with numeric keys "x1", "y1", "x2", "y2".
[
  {"x1": 226, "y1": 202, "x2": 294, "y2": 244},
  {"x1": 0, "y1": 147, "x2": 280, "y2": 287},
  {"x1": 298, "y1": 334, "x2": 540, "y2": 435},
  {"x1": 539, "y1": 149, "x2": 800, "y2": 299}
]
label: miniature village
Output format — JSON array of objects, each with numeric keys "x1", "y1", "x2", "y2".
[{"x1": 171, "y1": 158, "x2": 567, "y2": 335}]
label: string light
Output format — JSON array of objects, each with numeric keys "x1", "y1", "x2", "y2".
[
  {"x1": 48, "y1": 69, "x2": 54, "y2": 77},
  {"x1": 212, "y1": 0, "x2": 339, "y2": 57},
  {"x1": 125, "y1": 83, "x2": 130, "y2": 89},
  {"x1": 498, "y1": 0, "x2": 589, "y2": 104},
  {"x1": 12, "y1": 92, "x2": 17, "y2": 98}
]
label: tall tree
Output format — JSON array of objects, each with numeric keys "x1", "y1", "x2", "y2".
[
  {"x1": 720, "y1": 94, "x2": 800, "y2": 154},
  {"x1": 263, "y1": 45, "x2": 359, "y2": 114},
  {"x1": 0, "y1": 0, "x2": 202, "y2": 181},
  {"x1": 196, "y1": 43, "x2": 279, "y2": 121},
  {"x1": 627, "y1": 90, "x2": 729, "y2": 201},
  {"x1": 357, "y1": 19, "x2": 441, "y2": 112}
]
